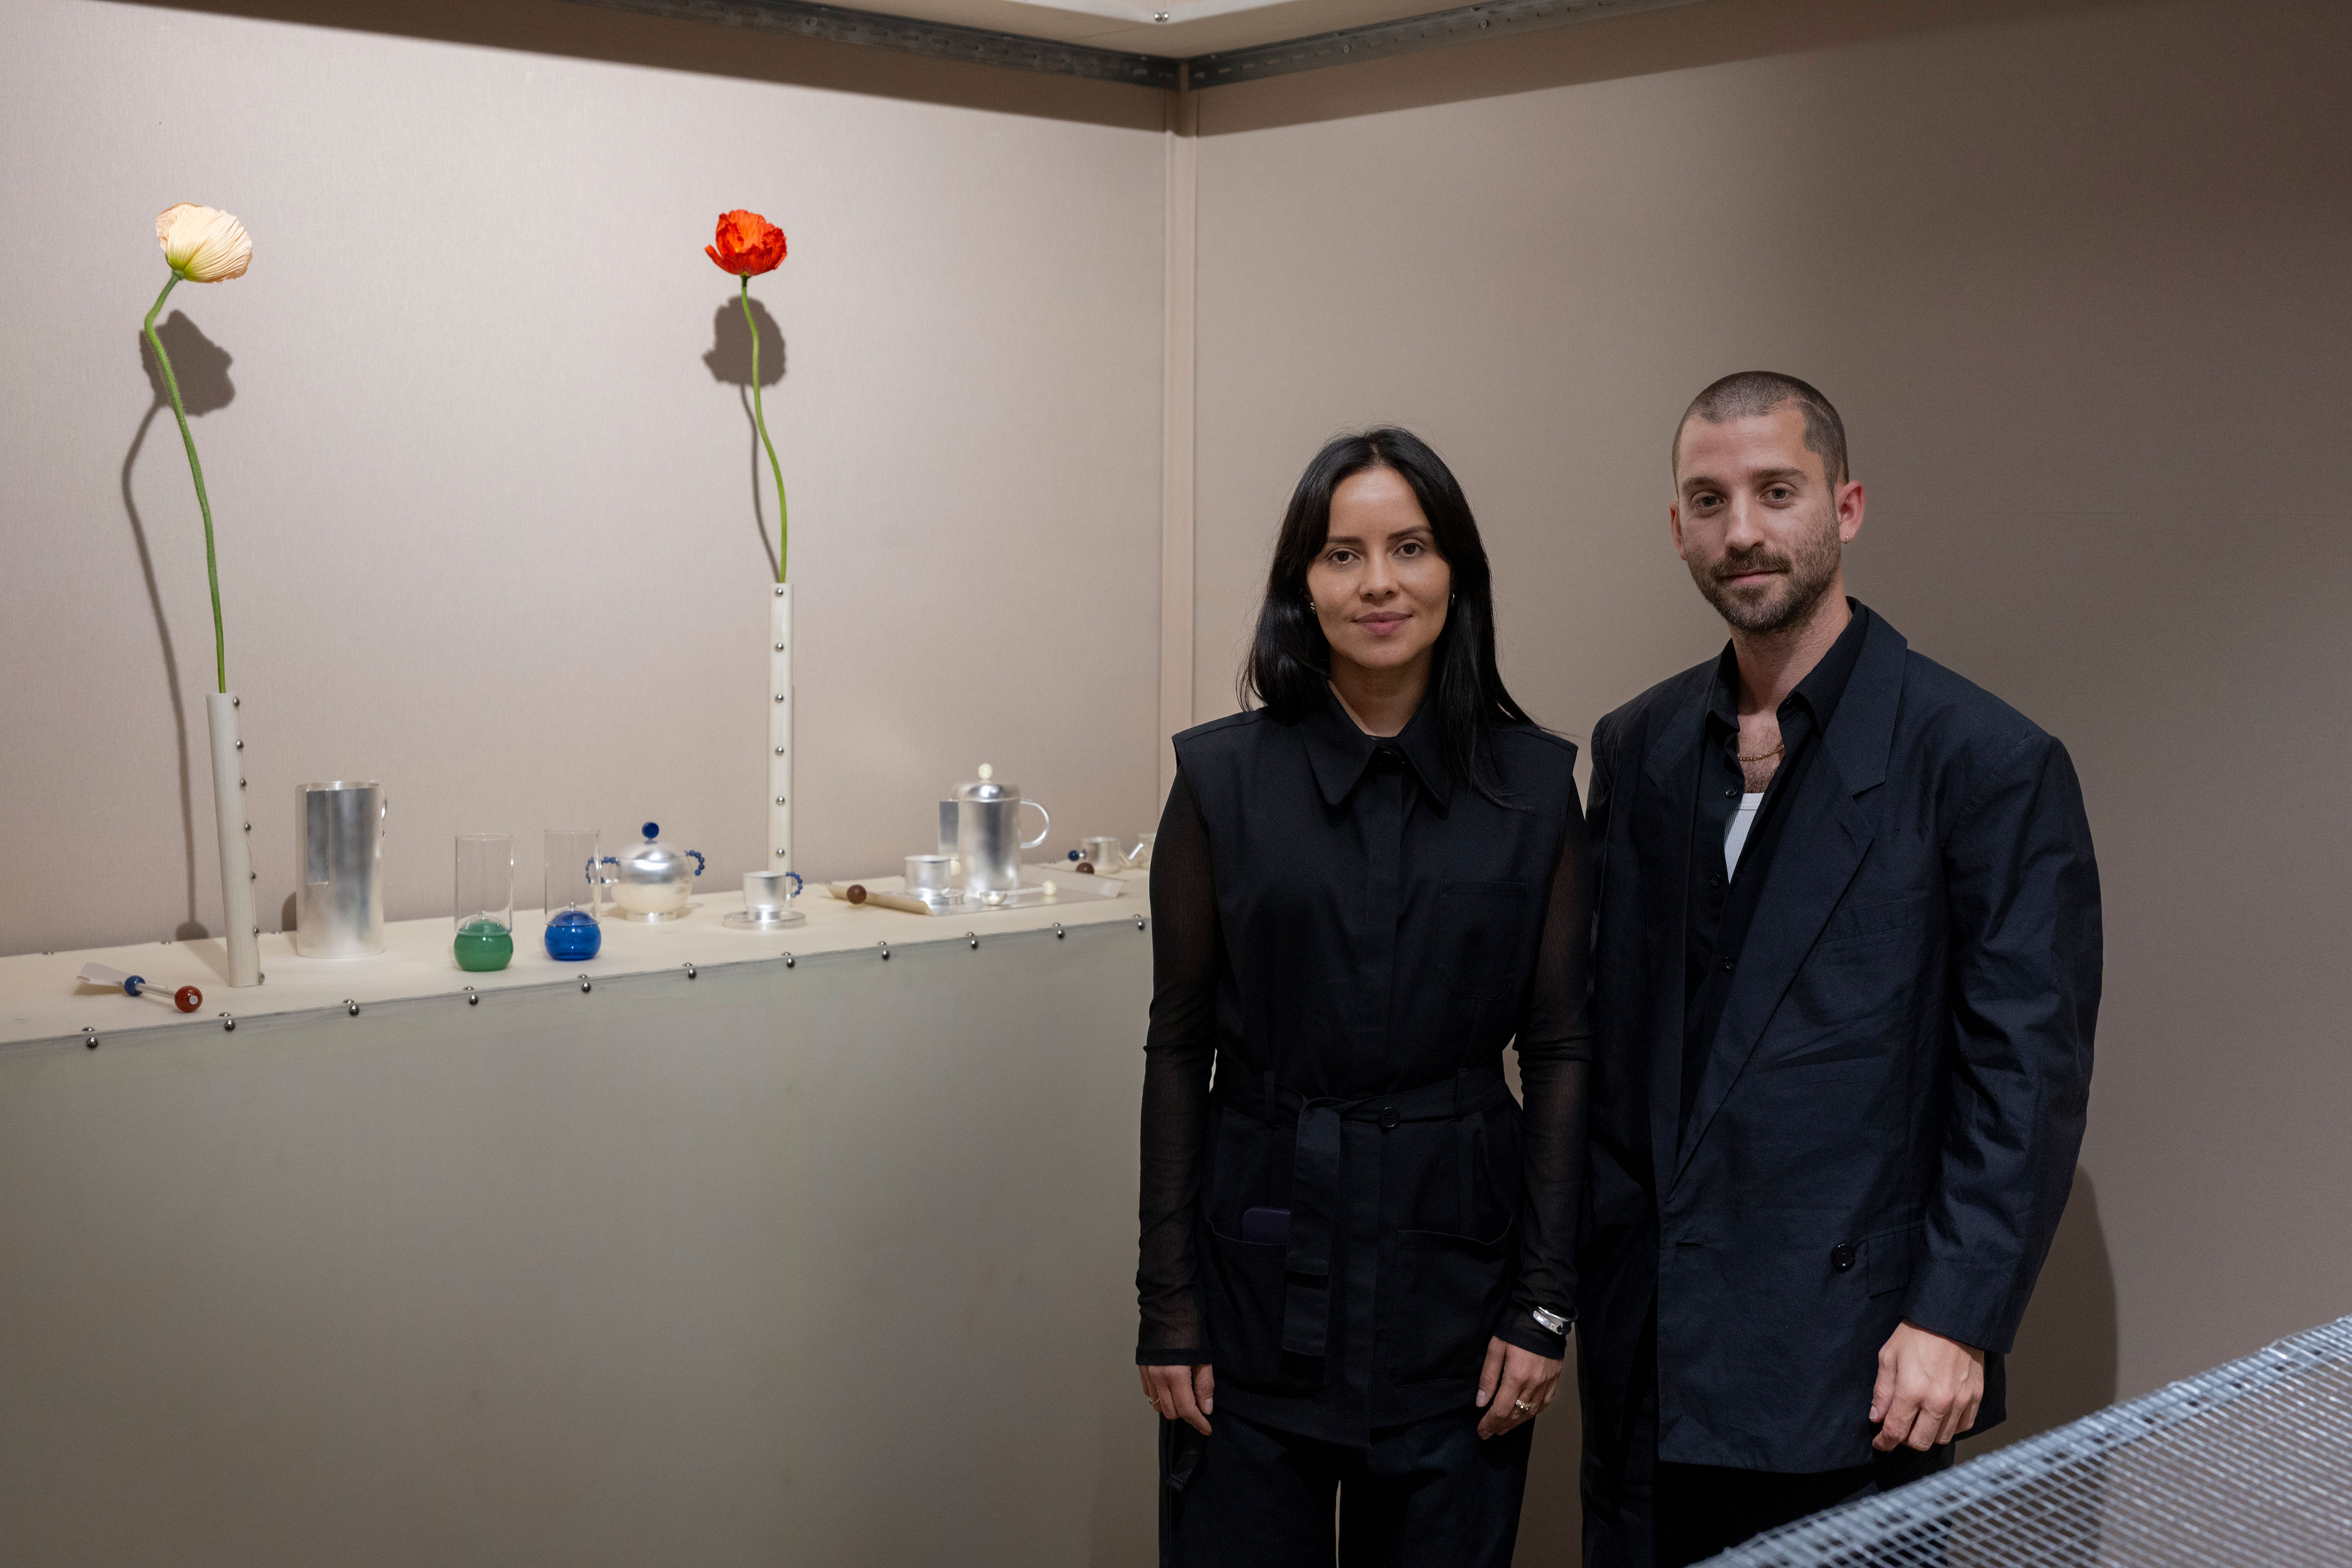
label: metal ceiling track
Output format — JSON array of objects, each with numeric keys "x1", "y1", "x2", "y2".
[
  {"x1": 1188, "y1": 0, "x2": 1707, "y2": 86},
  {"x1": 575, "y1": 0, "x2": 1181, "y2": 86},
  {"x1": 569, "y1": 0, "x2": 1709, "y2": 88}
]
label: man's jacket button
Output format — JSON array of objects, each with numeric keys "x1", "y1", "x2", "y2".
[
  {"x1": 1377, "y1": 1105, "x2": 1400, "y2": 1130},
  {"x1": 1831, "y1": 1243, "x2": 1857, "y2": 1272}
]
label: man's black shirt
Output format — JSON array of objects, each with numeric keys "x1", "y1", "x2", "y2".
[{"x1": 1679, "y1": 600, "x2": 1872, "y2": 1133}]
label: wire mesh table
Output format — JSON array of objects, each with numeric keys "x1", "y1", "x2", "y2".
[{"x1": 1706, "y1": 1315, "x2": 2352, "y2": 1565}]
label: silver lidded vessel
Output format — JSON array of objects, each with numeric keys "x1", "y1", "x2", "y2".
[{"x1": 605, "y1": 822, "x2": 705, "y2": 922}]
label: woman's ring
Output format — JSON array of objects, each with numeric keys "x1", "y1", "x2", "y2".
[{"x1": 1513, "y1": 1398, "x2": 1536, "y2": 1416}]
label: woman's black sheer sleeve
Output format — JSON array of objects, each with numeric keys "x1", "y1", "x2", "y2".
[
  {"x1": 1497, "y1": 782, "x2": 1595, "y2": 1360},
  {"x1": 1136, "y1": 770, "x2": 1220, "y2": 1365}
]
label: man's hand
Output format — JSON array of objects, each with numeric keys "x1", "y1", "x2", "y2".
[
  {"x1": 1475, "y1": 1338, "x2": 1563, "y2": 1440},
  {"x1": 1870, "y1": 1321, "x2": 1984, "y2": 1451},
  {"x1": 1140, "y1": 1363, "x2": 1214, "y2": 1436}
]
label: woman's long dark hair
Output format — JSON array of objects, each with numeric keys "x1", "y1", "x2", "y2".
[{"x1": 1240, "y1": 427, "x2": 1531, "y2": 796}]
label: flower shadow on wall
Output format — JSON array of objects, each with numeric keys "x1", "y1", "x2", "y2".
[
  {"x1": 703, "y1": 298, "x2": 788, "y2": 581},
  {"x1": 125, "y1": 313, "x2": 235, "y2": 940}
]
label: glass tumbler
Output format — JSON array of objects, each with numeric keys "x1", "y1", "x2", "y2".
[
  {"x1": 543, "y1": 828, "x2": 608, "y2": 961},
  {"x1": 454, "y1": 834, "x2": 515, "y2": 972}
]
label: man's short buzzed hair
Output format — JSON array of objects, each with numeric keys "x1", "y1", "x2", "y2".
[{"x1": 1673, "y1": 371, "x2": 1849, "y2": 486}]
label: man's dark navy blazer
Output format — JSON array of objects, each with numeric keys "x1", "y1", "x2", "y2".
[{"x1": 1580, "y1": 604, "x2": 2101, "y2": 1473}]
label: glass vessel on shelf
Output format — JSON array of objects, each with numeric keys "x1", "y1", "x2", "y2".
[
  {"x1": 454, "y1": 833, "x2": 515, "y2": 972},
  {"x1": 543, "y1": 827, "x2": 611, "y2": 961}
]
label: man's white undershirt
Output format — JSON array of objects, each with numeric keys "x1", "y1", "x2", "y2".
[{"x1": 1725, "y1": 793, "x2": 1765, "y2": 878}]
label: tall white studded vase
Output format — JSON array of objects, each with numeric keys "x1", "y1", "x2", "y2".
[
  {"x1": 205, "y1": 691, "x2": 262, "y2": 986},
  {"x1": 769, "y1": 582, "x2": 794, "y2": 882}
]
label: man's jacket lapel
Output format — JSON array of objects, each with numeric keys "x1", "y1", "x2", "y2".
[
  {"x1": 1639, "y1": 679, "x2": 1708, "y2": 1204},
  {"x1": 1674, "y1": 614, "x2": 1909, "y2": 1189}
]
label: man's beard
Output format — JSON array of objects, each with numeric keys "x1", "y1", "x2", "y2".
[{"x1": 1689, "y1": 511, "x2": 1842, "y2": 636}]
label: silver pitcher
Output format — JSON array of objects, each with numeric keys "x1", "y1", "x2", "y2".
[
  {"x1": 293, "y1": 781, "x2": 386, "y2": 959},
  {"x1": 954, "y1": 765, "x2": 1050, "y2": 897}
]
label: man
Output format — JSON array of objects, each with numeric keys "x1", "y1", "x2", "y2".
[{"x1": 1578, "y1": 372, "x2": 2101, "y2": 1566}]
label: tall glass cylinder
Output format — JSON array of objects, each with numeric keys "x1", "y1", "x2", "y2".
[
  {"x1": 454, "y1": 834, "x2": 514, "y2": 972},
  {"x1": 543, "y1": 828, "x2": 605, "y2": 961}
]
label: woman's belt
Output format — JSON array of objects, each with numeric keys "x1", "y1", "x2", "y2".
[{"x1": 1211, "y1": 1067, "x2": 1513, "y2": 1360}]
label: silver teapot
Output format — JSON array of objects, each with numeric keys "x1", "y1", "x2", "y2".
[
  {"x1": 604, "y1": 821, "x2": 705, "y2": 922},
  {"x1": 954, "y1": 765, "x2": 1050, "y2": 897}
]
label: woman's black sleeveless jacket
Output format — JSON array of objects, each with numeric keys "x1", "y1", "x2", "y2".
[{"x1": 1136, "y1": 692, "x2": 1593, "y2": 1443}]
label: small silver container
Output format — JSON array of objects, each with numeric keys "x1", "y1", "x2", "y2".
[
  {"x1": 293, "y1": 781, "x2": 386, "y2": 959},
  {"x1": 724, "y1": 867, "x2": 805, "y2": 930},
  {"x1": 905, "y1": 854, "x2": 956, "y2": 891},
  {"x1": 742, "y1": 870, "x2": 793, "y2": 913}
]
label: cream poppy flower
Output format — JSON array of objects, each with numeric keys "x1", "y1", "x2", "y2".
[{"x1": 155, "y1": 203, "x2": 251, "y2": 282}]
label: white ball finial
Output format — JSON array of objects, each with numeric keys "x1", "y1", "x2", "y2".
[{"x1": 977, "y1": 763, "x2": 994, "y2": 781}]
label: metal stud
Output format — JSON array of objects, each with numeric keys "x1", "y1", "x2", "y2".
[
  {"x1": 464, "y1": 988, "x2": 478, "y2": 1006},
  {"x1": 1053, "y1": 922, "x2": 1066, "y2": 939},
  {"x1": 220, "y1": 1014, "x2": 236, "y2": 1031},
  {"x1": 344, "y1": 999, "x2": 360, "y2": 1016},
  {"x1": 774, "y1": 642, "x2": 785, "y2": 652},
  {"x1": 235, "y1": 739, "x2": 244, "y2": 750},
  {"x1": 1136, "y1": 915, "x2": 1147, "y2": 930},
  {"x1": 774, "y1": 746, "x2": 786, "y2": 756},
  {"x1": 966, "y1": 931, "x2": 979, "y2": 950},
  {"x1": 878, "y1": 942, "x2": 891, "y2": 961},
  {"x1": 775, "y1": 797, "x2": 786, "y2": 805},
  {"x1": 83, "y1": 1027, "x2": 98, "y2": 1050},
  {"x1": 580, "y1": 977, "x2": 593, "y2": 994},
  {"x1": 231, "y1": 696, "x2": 240, "y2": 708},
  {"x1": 684, "y1": 963, "x2": 698, "y2": 980},
  {"x1": 783, "y1": 952, "x2": 796, "y2": 967},
  {"x1": 774, "y1": 693, "x2": 788, "y2": 702}
]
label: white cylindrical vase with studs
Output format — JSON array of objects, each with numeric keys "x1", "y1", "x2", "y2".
[
  {"x1": 205, "y1": 691, "x2": 262, "y2": 987},
  {"x1": 761, "y1": 581, "x2": 805, "y2": 927}
]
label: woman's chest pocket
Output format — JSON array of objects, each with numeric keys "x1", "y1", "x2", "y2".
[{"x1": 1432, "y1": 880, "x2": 1537, "y2": 1044}]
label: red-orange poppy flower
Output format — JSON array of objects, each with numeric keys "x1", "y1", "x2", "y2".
[{"x1": 707, "y1": 209, "x2": 787, "y2": 276}]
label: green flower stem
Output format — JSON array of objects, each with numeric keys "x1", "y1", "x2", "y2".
[
  {"x1": 741, "y1": 275, "x2": 789, "y2": 584},
  {"x1": 143, "y1": 271, "x2": 228, "y2": 692}
]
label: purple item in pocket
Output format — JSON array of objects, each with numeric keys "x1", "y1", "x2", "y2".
[{"x1": 1242, "y1": 1206, "x2": 1292, "y2": 1246}]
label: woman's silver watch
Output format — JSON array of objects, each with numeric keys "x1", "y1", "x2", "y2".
[{"x1": 1530, "y1": 1305, "x2": 1570, "y2": 1336}]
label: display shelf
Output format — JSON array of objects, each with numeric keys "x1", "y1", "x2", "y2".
[{"x1": 0, "y1": 876, "x2": 1142, "y2": 1049}]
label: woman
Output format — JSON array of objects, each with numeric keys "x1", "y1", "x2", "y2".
[{"x1": 1136, "y1": 428, "x2": 1592, "y2": 1564}]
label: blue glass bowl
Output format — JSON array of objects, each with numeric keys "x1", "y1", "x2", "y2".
[{"x1": 544, "y1": 908, "x2": 602, "y2": 961}]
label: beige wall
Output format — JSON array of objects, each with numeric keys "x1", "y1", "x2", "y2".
[
  {"x1": 0, "y1": 0, "x2": 1169, "y2": 959},
  {"x1": 1191, "y1": 0, "x2": 2352, "y2": 1508}
]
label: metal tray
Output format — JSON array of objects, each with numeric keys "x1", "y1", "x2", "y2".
[{"x1": 824, "y1": 866, "x2": 1124, "y2": 917}]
